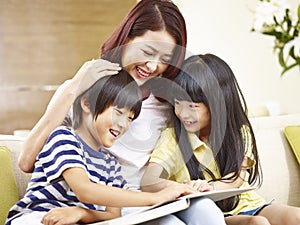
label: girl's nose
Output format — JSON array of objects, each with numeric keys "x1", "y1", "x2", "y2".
[{"x1": 179, "y1": 108, "x2": 190, "y2": 119}]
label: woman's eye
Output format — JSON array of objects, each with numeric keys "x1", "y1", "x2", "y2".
[
  {"x1": 161, "y1": 57, "x2": 171, "y2": 64},
  {"x1": 143, "y1": 50, "x2": 153, "y2": 56}
]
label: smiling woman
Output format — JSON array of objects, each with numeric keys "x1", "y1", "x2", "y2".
[{"x1": 121, "y1": 30, "x2": 176, "y2": 86}]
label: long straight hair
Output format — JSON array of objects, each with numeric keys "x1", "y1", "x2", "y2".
[{"x1": 172, "y1": 54, "x2": 262, "y2": 211}]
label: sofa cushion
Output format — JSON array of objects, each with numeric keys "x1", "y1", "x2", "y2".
[
  {"x1": 284, "y1": 125, "x2": 300, "y2": 165},
  {"x1": 0, "y1": 146, "x2": 19, "y2": 225}
]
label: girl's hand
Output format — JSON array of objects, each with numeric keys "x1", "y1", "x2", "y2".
[
  {"x1": 41, "y1": 207, "x2": 83, "y2": 225},
  {"x1": 73, "y1": 59, "x2": 122, "y2": 96},
  {"x1": 154, "y1": 183, "x2": 195, "y2": 204},
  {"x1": 183, "y1": 179, "x2": 214, "y2": 192}
]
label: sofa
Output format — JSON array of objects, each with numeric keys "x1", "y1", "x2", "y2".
[{"x1": 0, "y1": 113, "x2": 300, "y2": 225}]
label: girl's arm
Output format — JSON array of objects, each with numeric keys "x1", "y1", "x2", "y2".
[
  {"x1": 142, "y1": 159, "x2": 249, "y2": 193},
  {"x1": 209, "y1": 157, "x2": 249, "y2": 191},
  {"x1": 141, "y1": 162, "x2": 194, "y2": 192},
  {"x1": 63, "y1": 167, "x2": 194, "y2": 208},
  {"x1": 41, "y1": 206, "x2": 120, "y2": 225},
  {"x1": 18, "y1": 59, "x2": 121, "y2": 173}
]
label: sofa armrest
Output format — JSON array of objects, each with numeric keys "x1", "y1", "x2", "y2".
[
  {"x1": 250, "y1": 114, "x2": 300, "y2": 207},
  {"x1": 0, "y1": 135, "x2": 31, "y2": 199}
]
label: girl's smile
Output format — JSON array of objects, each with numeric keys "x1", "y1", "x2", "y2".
[{"x1": 174, "y1": 99, "x2": 211, "y2": 134}]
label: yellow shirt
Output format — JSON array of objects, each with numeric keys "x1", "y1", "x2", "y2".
[{"x1": 150, "y1": 127, "x2": 267, "y2": 215}]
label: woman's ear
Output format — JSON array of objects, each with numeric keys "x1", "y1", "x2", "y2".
[{"x1": 80, "y1": 96, "x2": 91, "y2": 113}]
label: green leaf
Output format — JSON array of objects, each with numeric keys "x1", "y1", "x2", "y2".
[
  {"x1": 278, "y1": 48, "x2": 287, "y2": 68},
  {"x1": 281, "y1": 62, "x2": 299, "y2": 76},
  {"x1": 298, "y1": 5, "x2": 300, "y2": 21}
]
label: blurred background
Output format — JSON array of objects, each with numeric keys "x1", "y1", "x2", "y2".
[
  {"x1": 0, "y1": 0, "x2": 299, "y2": 134},
  {"x1": 0, "y1": 0, "x2": 136, "y2": 134}
]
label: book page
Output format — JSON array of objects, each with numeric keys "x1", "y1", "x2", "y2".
[{"x1": 180, "y1": 186, "x2": 256, "y2": 202}]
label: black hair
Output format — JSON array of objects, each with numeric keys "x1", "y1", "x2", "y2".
[
  {"x1": 72, "y1": 69, "x2": 142, "y2": 129},
  {"x1": 172, "y1": 54, "x2": 262, "y2": 212}
]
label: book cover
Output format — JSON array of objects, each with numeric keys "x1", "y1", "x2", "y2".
[{"x1": 88, "y1": 186, "x2": 256, "y2": 225}]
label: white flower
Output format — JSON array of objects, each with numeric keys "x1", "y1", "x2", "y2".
[
  {"x1": 283, "y1": 37, "x2": 300, "y2": 61},
  {"x1": 253, "y1": 0, "x2": 290, "y2": 32}
]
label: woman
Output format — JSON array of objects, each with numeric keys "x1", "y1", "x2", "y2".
[{"x1": 19, "y1": 1, "x2": 226, "y2": 224}]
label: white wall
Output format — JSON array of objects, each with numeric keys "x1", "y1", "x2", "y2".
[{"x1": 174, "y1": 0, "x2": 300, "y2": 116}]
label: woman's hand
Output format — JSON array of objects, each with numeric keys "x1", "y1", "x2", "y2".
[
  {"x1": 183, "y1": 179, "x2": 214, "y2": 192},
  {"x1": 73, "y1": 59, "x2": 121, "y2": 96}
]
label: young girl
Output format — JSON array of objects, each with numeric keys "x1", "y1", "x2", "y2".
[
  {"x1": 18, "y1": 0, "x2": 227, "y2": 224},
  {"x1": 142, "y1": 54, "x2": 300, "y2": 225},
  {"x1": 6, "y1": 69, "x2": 194, "y2": 225}
]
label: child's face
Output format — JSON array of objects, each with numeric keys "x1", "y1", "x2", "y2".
[
  {"x1": 174, "y1": 99, "x2": 210, "y2": 133},
  {"x1": 93, "y1": 106, "x2": 134, "y2": 148}
]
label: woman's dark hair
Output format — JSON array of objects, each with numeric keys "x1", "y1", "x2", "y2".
[
  {"x1": 172, "y1": 54, "x2": 262, "y2": 211},
  {"x1": 101, "y1": 0, "x2": 187, "y2": 81},
  {"x1": 72, "y1": 69, "x2": 142, "y2": 129}
]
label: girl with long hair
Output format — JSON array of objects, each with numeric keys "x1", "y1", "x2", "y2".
[{"x1": 142, "y1": 54, "x2": 300, "y2": 225}]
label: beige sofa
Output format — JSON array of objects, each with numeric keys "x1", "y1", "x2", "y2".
[{"x1": 1, "y1": 113, "x2": 300, "y2": 224}]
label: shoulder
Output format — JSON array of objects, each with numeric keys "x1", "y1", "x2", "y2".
[
  {"x1": 47, "y1": 126, "x2": 77, "y2": 143},
  {"x1": 157, "y1": 127, "x2": 177, "y2": 145},
  {"x1": 42, "y1": 126, "x2": 81, "y2": 154}
]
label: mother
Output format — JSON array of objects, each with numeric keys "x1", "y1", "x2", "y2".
[{"x1": 19, "y1": 0, "x2": 226, "y2": 224}]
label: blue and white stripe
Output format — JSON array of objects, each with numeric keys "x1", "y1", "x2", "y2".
[{"x1": 6, "y1": 126, "x2": 126, "y2": 225}]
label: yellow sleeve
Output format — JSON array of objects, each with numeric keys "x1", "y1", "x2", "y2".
[
  {"x1": 242, "y1": 125, "x2": 256, "y2": 168},
  {"x1": 150, "y1": 128, "x2": 184, "y2": 178}
]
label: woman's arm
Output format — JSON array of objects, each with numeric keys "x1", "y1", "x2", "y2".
[
  {"x1": 41, "y1": 206, "x2": 120, "y2": 225},
  {"x1": 63, "y1": 167, "x2": 194, "y2": 208},
  {"x1": 18, "y1": 59, "x2": 121, "y2": 173}
]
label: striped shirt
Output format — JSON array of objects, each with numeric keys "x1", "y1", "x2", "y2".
[{"x1": 6, "y1": 126, "x2": 126, "y2": 224}]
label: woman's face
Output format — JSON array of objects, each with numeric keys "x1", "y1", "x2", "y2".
[
  {"x1": 174, "y1": 99, "x2": 211, "y2": 134},
  {"x1": 122, "y1": 30, "x2": 176, "y2": 86}
]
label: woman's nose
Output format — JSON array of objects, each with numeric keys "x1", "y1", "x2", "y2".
[{"x1": 146, "y1": 60, "x2": 158, "y2": 73}]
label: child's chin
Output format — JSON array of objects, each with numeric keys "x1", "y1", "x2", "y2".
[{"x1": 102, "y1": 142, "x2": 113, "y2": 148}]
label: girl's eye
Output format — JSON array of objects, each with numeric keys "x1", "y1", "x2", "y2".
[{"x1": 128, "y1": 116, "x2": 134, "y2": 122}]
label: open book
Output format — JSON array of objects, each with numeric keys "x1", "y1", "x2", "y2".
[{"x1": 88, "y1": 186, "x2": 256, "y2": 225}]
